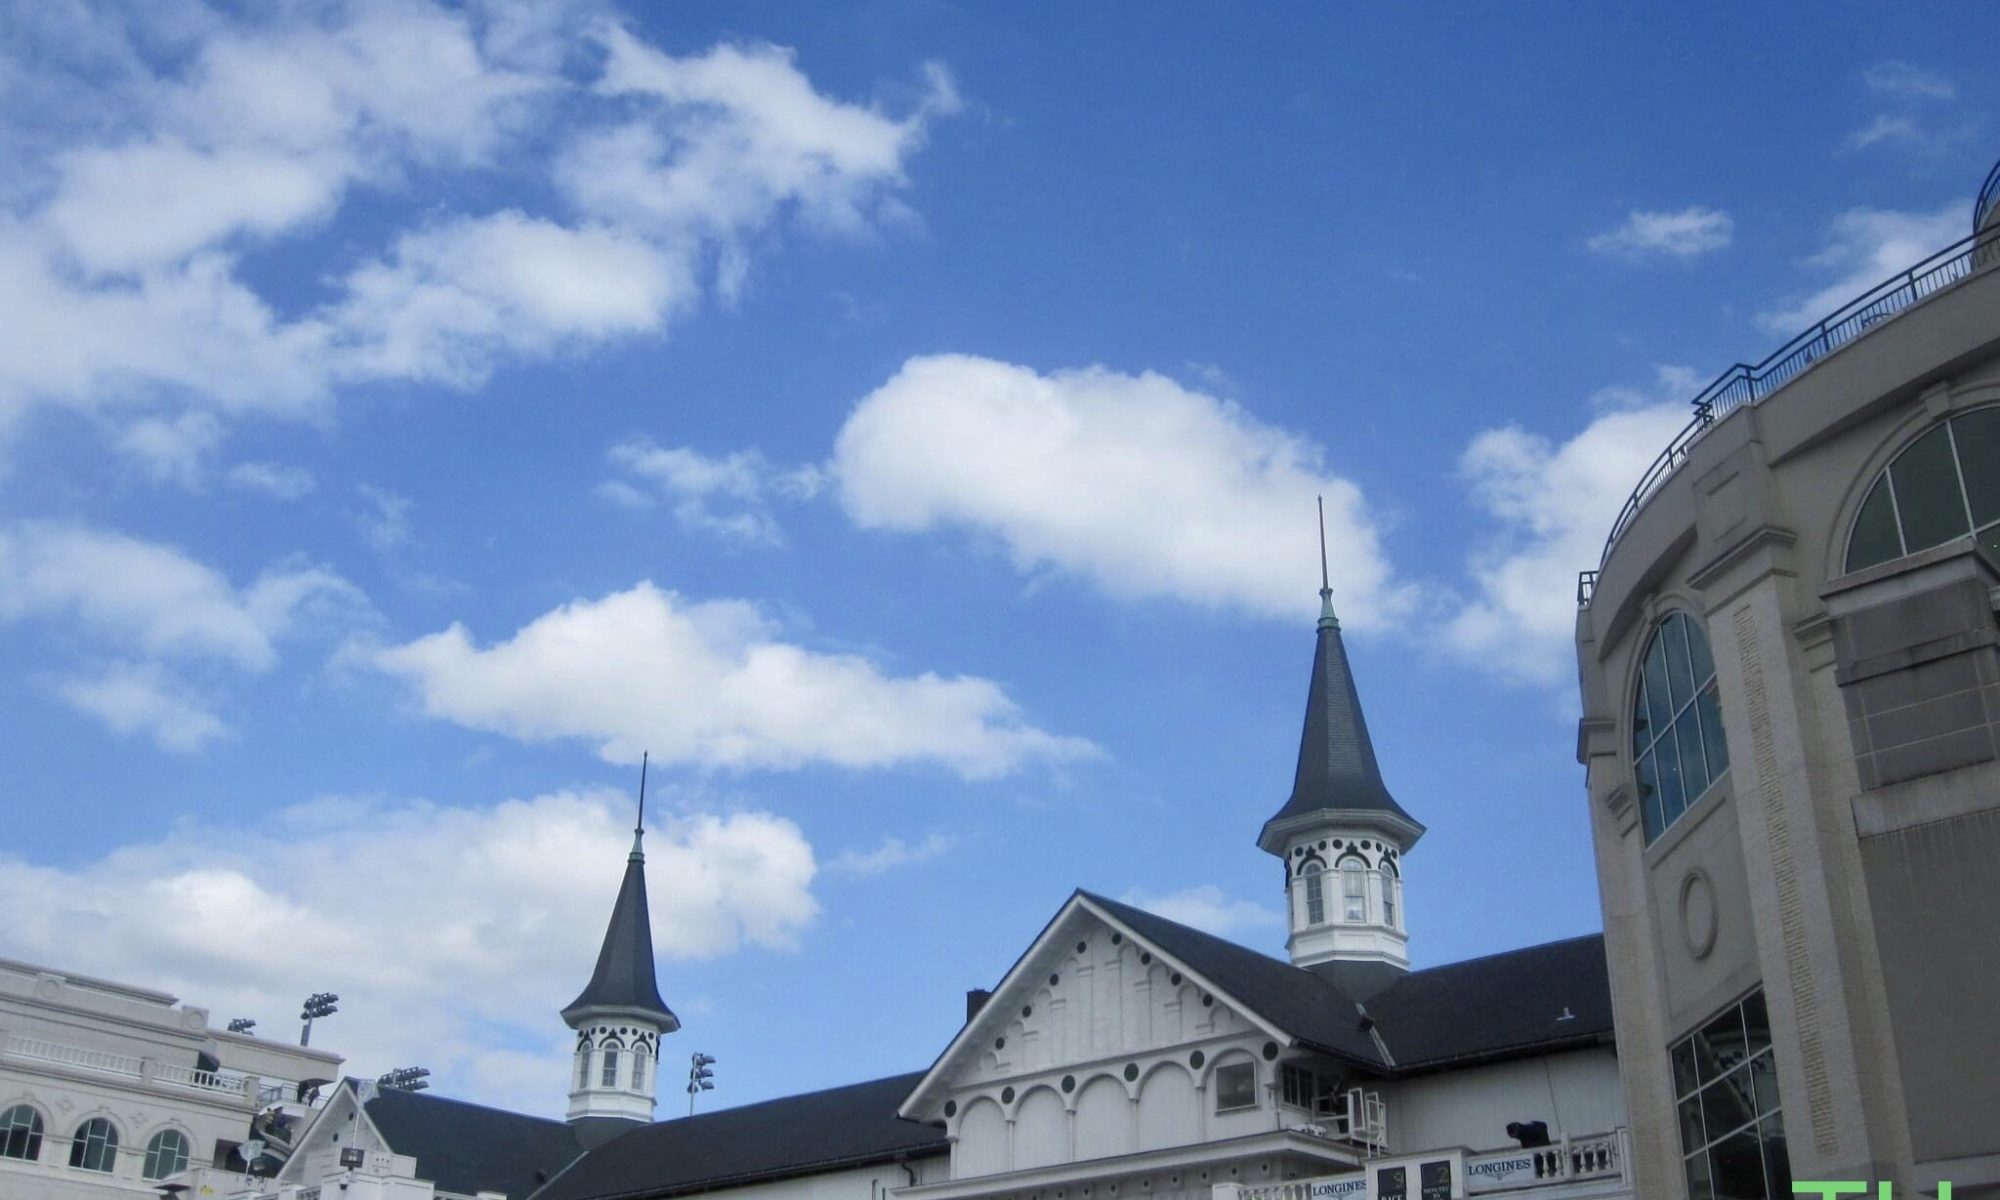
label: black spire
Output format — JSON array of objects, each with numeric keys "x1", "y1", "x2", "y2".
[
  {"x1": 1256, "y1": 504, "x2": 1424, "y2": 854},
  {"x1": 563, "y1": 755, "x2": 679, "y2": 1028}
]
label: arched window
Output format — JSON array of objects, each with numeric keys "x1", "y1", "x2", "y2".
[
  {"x1": 577, "y1": 1047, "x2": 592, "y2": 1091},
  {"x1": 1846, "y1": 407, "x2": 2000, "y2": 572},
  {"x1": 1380, "y1": 859, "x2": 1399, "y2": 929},
  {"x1": 631, "y1": 1046, "x2": 647, "y2": 1092},
  {"x1": 600, "y1": 1041, "x2": 622, "y2": 1088},
  {"x1": 143, "y1": 1129, "x2": 190, "y2": 1180},
  {"x1": 1, "y1": 1105, "x2": 43, "y2": 1161},
  {"x1": 1340, "y1": 859, "x2": 1367, "y2": 922},
  {"x1": 69, "y1": 1117, "x2": 119, "y2": 1172},
  {"x1": 1300, "y1": 859, "x2": 1325, "y2": 926},
  {"x1": 1633, "y1": 611, "x2": 1729, "y2": 844}
]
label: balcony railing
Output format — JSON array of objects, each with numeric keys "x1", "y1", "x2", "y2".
[
  {"x1": 1979, "y1": 157, "x2": 2000, "y2": 233},
  {"x1": 1464, "y1": 1131, "x2": 1625, "y2": 1193},
  {"x1": 1225, "y1": 1130, "x2": 1627, "y2": 1200},
  {"x1": 1581, "y1": 227, "x2": 1993, "y2": 608},
  {"x1": 0, "y1": 1030, "x2": 281, "y2": 1103}
]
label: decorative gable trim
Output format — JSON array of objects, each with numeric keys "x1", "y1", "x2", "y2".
[{"x1": 897, "y1": 892, "x2": 1294, "y2": 1121}]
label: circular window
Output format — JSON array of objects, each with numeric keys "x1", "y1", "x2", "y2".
[
  {"x1": 1261, "y1": 1042, "x2": 1279, "y2": 1061},
  {"x1": 1062, "y1": 1075, "x2": 1076, "y2": 1093},
  {"x1": 1001, "y1": 1086, "x2": 1015, "y2": 1104},
  {"x1": 944, "y1": 1100, "x2": 958, "y2": 1118},
  {"x1": 1189, "y1": 1050, "x2": 1205, "y2": 1069},
  {"x1": 995, "y1": 1037, "x2": 1005, "y2": 1050},
  {"x1": 1123, "y1": 1063, "x2": 1139, "y2": 1082},
  {"x1": 1021, "y1": 1005, "x2": 1032, "y2": 1018}
]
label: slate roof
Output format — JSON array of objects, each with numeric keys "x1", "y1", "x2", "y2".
[
  {"x1": 1365, "y1": 933, "x2": 1616, "y2": 1071},
  {"x1": 565, "y1": 838, "x2": 677, "y2": 1025},
  {"x1": 360, "y1": 1081, "x2": 585, "y2": 1199},
  {"x1": 1259, "y1": 603, "x2": 1423, "y2": 850},
  {"x1": 1082, "y1": 894, "x2": 1612, "y2": 1075},
  {"x1": 533, "y1": 1072, "x2": 947, "y2": 1200}
]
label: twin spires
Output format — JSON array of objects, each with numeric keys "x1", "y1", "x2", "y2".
[
  {"x1": 1262, "y1": 501, "x2": 1424, "y2": 985},
  {"x1": 564, "y1": 755, "x2": 677, "y2": 1139},
  {"x1": 563, "y1": 754, "x2": 679, "y2": 1028}
]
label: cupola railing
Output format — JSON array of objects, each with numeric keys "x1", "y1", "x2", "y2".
[{"x1": 1578, "y1": 225, "x2": 1995, "y2": 609}]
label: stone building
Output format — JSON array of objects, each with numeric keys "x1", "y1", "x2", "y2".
[
  {"x1": 0, "y1": 956, "x2": 342, "y2": 1199},
  {"x1": 1573, "y1": 155, "x2": 2000, "y2": 1198}
]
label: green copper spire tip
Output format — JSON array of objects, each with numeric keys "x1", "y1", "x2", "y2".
[{"x1": 1315, "y1": 495, "x2": 1340, "y2": 630}]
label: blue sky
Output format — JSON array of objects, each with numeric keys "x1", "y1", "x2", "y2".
[{"x1": 1, "y1": 1, "x2": 1992, "y2": 1117}]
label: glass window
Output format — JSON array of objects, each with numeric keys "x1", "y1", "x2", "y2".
[
  {"x1": 1671, "y1": 990, "x2": 1791, "y2": 1199},
  {"x1": 631, "y1": 1049, "x2": 646, "y2": 1092},
  {"x1": 70, "y1": 1117, "x2": 119, "y2": 1172},
  {"x1": 143, "y1": 1129, "x2": 190, "y2": 1180},
  {"x1": 601, "y1": 1044, "x2": 621, "y2": 1088},
  {"x1": 1380, "y1": 864, "x2": 1398, "y2": 929},
  {"x1": 1214, "y1": 1062, "x2": 1257, "y2": 1111},
  {"x1": 1845, "y1": 407, "x2": 2000, "y2": 573},
  {"x1": 1301, "y1": 860, "x2": 1325, "y2": 926},
  {"x1": 1634, "y1": 612, "x2": 1729, "y2": 844},
  {"x1": 1341, "y1": 861, "x2": 1366, "y2": 922},
  {"x1": 0, "y1": 1105, "x2": 43, "y2": 1161},
  {"x1": 578, "y1": 1051, "x2": 592, "y2": 1090}
]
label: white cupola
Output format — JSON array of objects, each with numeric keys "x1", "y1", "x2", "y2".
[{"x1": 1257, "y1": 548, "x2": 1426, "y2": 999}]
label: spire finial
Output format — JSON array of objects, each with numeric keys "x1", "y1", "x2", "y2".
[
  {"x1": 632, "y1": 751, "x2": 648, "y2": 858},
  {"x1": 1316, "y1": 495, "x2": 1339, "y2": 631}
]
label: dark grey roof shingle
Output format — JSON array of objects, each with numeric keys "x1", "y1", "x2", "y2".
[
  {"x1": 565, "y1": 845, "x2": 677, "y2": 1025},
  {"x1": 1365, "y1": 933, "x2": 1615, "y2": 1070},
  {"x1": 1258, "y1": 613, "x2": 1423, "y2": 849},
  {"x1": 532, "y1": 1072, "x2": 947, "y2": 1200},
  {"x1": 362, "y1": 1083, "x2": 584, "y2": 1199}
]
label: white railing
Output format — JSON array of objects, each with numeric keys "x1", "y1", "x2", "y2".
[
  {"x1": 157, "y1": 1060, "x2": 250, "y2": 1093},
  {"x1": 4, "y1": 1033, "x2": 143, "y2": 1077},
  {"x1": 1465, "y1": 1130, "x2": 1626, "y2": 1193}
]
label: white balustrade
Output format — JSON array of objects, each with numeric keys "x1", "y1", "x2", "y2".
[{"x1": 3, "y1": 1033, "x2": 144, "y2": 1077}]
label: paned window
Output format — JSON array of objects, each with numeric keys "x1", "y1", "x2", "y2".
[
  {"x1": 631, "y1": 1048, "x2": 646, "y2": 1092},
  {"x1": 601, "y1": 1044, "x2": 622, "y2": 1088},
  {"x1": 578, "y1": 1050, "x2": 592, "y2": 1090},
  {"x1": 1214, "y1": 1062, "x2": 1257, "y2": 1111},
  {"x1": 69, "y1": 1117, "x2": 119, "y2": 1172},
  {"x1": 1846, "y1": 407, "x2": 2000, "y2": 572},
  {"x1": 1341, "y1": 860, "x2": 1366, "y2": 922},
  {"x1": 1380, "y1": 862, "x2": 1399, "y2": 929},
  {"x1": 1673, "y1": 991, "x2": 1790, "y2": 1199},
  {"x1": 0, "y1": 1105, "x2": 43, "y2": 1161},
  {"x1": 1633, "y1": 612, "x2": 1730, "y2": 844},
  {"x1": 1301, "y1": 860, "x2": 1325, "y2": 926},
  {"x1": 143, "y1": 1129, "x2": 190, "y2": 1180},
  {"x1": 1280, "y1": 1063, "x2": 1343, "y2": 1116}
]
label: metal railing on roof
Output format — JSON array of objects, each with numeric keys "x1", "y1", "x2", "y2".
[
  {"x1": 1579, "y1": 227, "x2": 1993, "y2": 608},
  {"x1": 1979, "y1": 157, "x2": 2000, "y2": 233}
]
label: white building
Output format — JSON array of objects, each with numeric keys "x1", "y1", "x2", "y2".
[
  {"x1": 258, "y1": 571, "x2": 1637, "y2": 1200},
  {"x1": 0, "y1": 956, "x2": 342, "y2": 1199}
]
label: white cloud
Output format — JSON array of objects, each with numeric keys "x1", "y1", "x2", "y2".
[
  {"x1": 53, "y1": 661, "x2": 231, "y2": 753},
  {"x1": 1118, "y1": 885, "x2": 1280, "y2": 937},
  {"x1": 355, "y1": 484, "x2": 413, "y2": 553},
  {"x1": 0, "y1": 520, "x2": 360, "y2": 670},
  {"x1": 830, "y1": 355, "x2": 1408, "y2": 629},
  {"x1": 0, "y1": 787, "x2": 817, "y2": 1117},
  {"x1": 1758, "y1": 203, "x2": 1966, "y2": 333},
  {"x1": 1862, "y1": 62, "x2": 1954, "y2": 101},
  {"x1": 1587, "y1": 207, "x2": 1734, "y2": 260},
  {"x1": 0, "y1": 520, "x2": 364, "y2": 744},
  {"x1": 0, "y1": 7, "x2": 955, "y2": 472},
  {"x1": 111, "y1": 410, "x2": 225, "y2": 487},
  {"x1": 827, "y1": 832, "x2": 956, "y2": 877},
  {"x1": 370, "y1": 581, "x2": 1094, "y2": 778},
  {"x1": 331, "y1": 212, "x2": 694, "y2": 388},
  {"x1": 1446, "y1": 370, "x2": 1700, "y2": 685},
  {"x1": 604, "y1": 439, "x2": 811, "y2": 545},
  {"x1": 1848, "y1": 115, "x2": 1924, "y2": 151},
  {"x1": 228, "y1": 461, "x2": 317, "y2": 500}
]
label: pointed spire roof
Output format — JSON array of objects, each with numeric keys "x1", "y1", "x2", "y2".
[
  {"x1": 1257, "y1": 507, "x2": 1423, "y2": 855},
  {"x1": 563, "y1": 759, "x2": 679, "y2": 1029}
]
